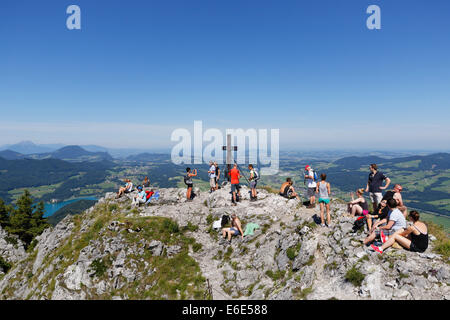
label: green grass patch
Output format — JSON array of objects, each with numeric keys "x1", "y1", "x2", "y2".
[
  {"x1": 0, "y1": 256, "x2": 12, "y2": 274},
  {"x1": 265, "y1": 269, "x2": 286, "y2": 281},
  {"x1": 345, "y1": 265, "x2": 365, "y2": 287}
]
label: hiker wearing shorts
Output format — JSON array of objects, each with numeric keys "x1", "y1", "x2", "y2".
[
  {"x1": 365, "y1": 164, "x2": 390, "y2": 212},
  {"x1": 208, "y1": 161, "x2": 216, "y2": 193},
  {"x1": 304, "y1": 165, "x2": 317, "y2": 208},
  {"x1": 248, "y1": 164, "x2": 258, "y2": 201},
  {"x1": 279, "y1": 178, "x2": 301, "y2": 201},
  {"x1": 229, "y1": 164, "x2": 241, "y2": 206},
  {"x1": 185, "y1": 167, "x2": 197, "y2": 201},
  {"x1": 363, "y1": 198, "x2": 406, "y2": 246},
  {"x1": 221, "y1": 213, "x2": 244, "y2": 243},
  {"x1": 316, "y1": 173, "x2": 331, "y2": 227},
  {"x1": 371, "y1": 210, "x2": 428, "y2": 254},
  {"x1": 116, "y1": 179, "x2": 133, "y2": 198}
]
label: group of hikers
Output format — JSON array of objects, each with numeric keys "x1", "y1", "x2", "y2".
[
  {"x1": 185, "y1": 161, "x2": 260, "y2": 206},
  {"x1": 116, "y1": 162, "x2": 429, "y2": 255},
  {"x1": 116, "y1": 176, "x2": 156, "y2": 207}
]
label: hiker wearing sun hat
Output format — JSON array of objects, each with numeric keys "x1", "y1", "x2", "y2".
[{"x1": 304, "y1": 165, "x2": 317, "y2": 208}]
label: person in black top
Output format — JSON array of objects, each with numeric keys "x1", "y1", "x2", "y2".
[
  {"x1": 365, "y1": 164, "x2": 391, "y2": 212},
  {"x1": 370, "y1": 210, "x2": 429, "y2": 254},
  {"x1": 279, "y1": 178, "x2": 301, "y2": 200},
  {"x1": 214, "y1": 162, "x2": 220, "y2": 190}
]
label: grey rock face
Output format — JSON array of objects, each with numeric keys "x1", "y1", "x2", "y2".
[
  {"x1": 0, "y1": 226, "x2": 27, "y2": 264},
  {"x1": 0, "y1": 187, "x2": 448, "y2": 301},
  {"x1": 292, "y1": 238, "x2": 318, "y2": 271}
]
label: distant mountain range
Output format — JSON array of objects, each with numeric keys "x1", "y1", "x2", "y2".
[
  {"x1": 0, "y1": 146, "x2": 113, "y2": 162},
  {"x1": 0, "y1": 141, "x2": 170, "y2": 159}
]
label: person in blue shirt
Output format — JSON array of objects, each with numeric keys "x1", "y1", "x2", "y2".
[{"x1": 132, "y1": 186, "x2": 147, "y2": 207}]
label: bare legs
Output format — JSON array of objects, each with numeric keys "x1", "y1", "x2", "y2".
[
  {"x1": 380, "y1": 233, "x2": 411, "y2": 251},
  {"x1": 320, "y1": 202, "x2": 331, "y2": 225},
  {"x1": 187, "y1": 187, "x2": 192, "y2": 200},
  {"x1": 222, "y1": 228, "x2": 233, "y2": 241}
]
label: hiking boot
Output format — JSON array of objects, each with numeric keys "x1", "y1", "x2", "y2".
[
  {"x1": 380, "y1": 231, "x2": 388, "y2": 244},
  {"x1": 321, "y1": 223, "x2": 326, "y2": 227}
]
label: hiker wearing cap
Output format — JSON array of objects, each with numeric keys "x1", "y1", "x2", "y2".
[
  {"x1": 208, "y1": 161, "x2": 216, "y2": 193},
  {"x1": 304, "y1": 165, "x2": 317, "y2": 208},
  {"x1": 132, "y1": 186, "x2": 147, "y2": 207},
  {"x1": 365, "y1": 164, "x2": 391, "y2": 212},
  {"x1": 221, "y1": 213, "x2": 244, "y2": 243},
  {"x1": 248, "y1": 164, "x2": 259, "y2": 201},
  {"x1": 229, "y1": 163, "x2": 241, "y2": 206}
]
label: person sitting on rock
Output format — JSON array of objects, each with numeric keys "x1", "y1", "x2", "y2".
[
  {"x1": 378, "y1": 184, "x2": 407, "y2": 218},
  {"x1": 142, "y1": 176, "x2": 151, "y2": 188},
  {"x1": 367, "y1": 199, "x2": 390, "y2": 234},
  {"x1": 221, "y1": 213, "x2": 244, "y2": 243},
  {"x1": 371, "y1": 210, "x2": 428, "y2": 254},
  {"x1": 347, "y1": 188, "x2": 369, "y2": 218},
  {"x1": 363, "y1": 198, "x2": 406, "y2": 246},
  {"x1": 132, "y1": 186, "x2": 147, "y2": 207},
  {"x1": 279, "y1": 178, "x2": 301, "y2": 201},
  {"x1": 116, "y1": 179, "x2": 133, "y2": 198}
]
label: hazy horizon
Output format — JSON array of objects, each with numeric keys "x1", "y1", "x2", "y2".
[{"x1": 1, "y1": 1, "x2": 449, "y2": 150}]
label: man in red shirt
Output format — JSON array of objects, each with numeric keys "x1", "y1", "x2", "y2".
[{"x1": 229, "y1": 163, "x2": 241, "y2": 206}]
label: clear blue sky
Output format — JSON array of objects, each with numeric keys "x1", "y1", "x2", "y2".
[{"x1": 0, "y1": 0, "x2": 449, "y2": 149}]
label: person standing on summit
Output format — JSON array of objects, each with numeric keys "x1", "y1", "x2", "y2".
[
  {"x1": 208, "y1": 161, "x2": 216, "y2": 194},
  {"x1": 304, "y1": 165, "x2": 317, "y2": 208},
  {"x1": 229, "y1": 163, "x2": 241, "y2": 206},
  {"x1": 365, "y1": 164, "x2": 391, "y2": 212}
]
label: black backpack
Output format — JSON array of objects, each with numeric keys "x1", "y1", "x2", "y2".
[
  {"x1": 253, "y1": 169, "x2": 260, "y2": 181},
  {"x1": 184, "y1": 173, "x2": 190, "y2": 185},
  {"x1": 352, "y1": 216, "x2": 366, "y2": 232},
  {"x1": 221, "y1": 215, "x2": 230, "y2": 227}
]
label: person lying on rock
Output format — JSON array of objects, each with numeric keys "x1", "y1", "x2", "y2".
[
  {"x1": 279, "y1": 178, "x2": 301, "y2": 201},
  {"x1": 221, "y1": 213, "x2": 244, "y2": 243},
  {"x1": 363, "y1": 198, "x2": 406, "y2": 246},
  {"x1": 371, "y1": 210, "x2": 428, "y2": 254}
]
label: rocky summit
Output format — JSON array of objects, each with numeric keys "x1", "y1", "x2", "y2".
[{"x1": 0, "y1": 185, "x2": 449, "y2": 300}]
